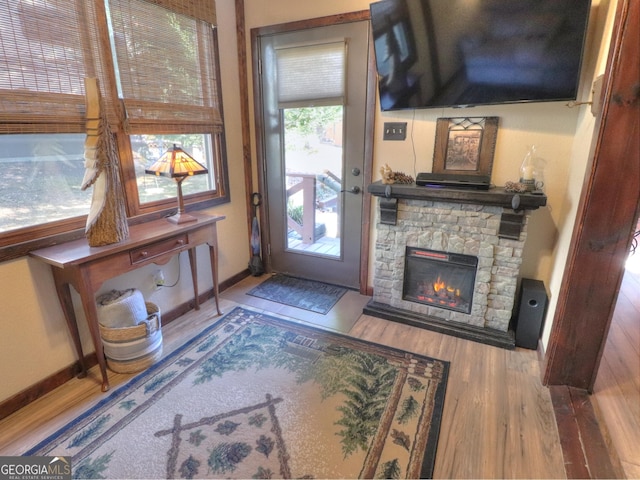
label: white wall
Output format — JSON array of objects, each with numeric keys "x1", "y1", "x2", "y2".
[{"x1": 0, "y1": 0, "x2": 619, "y2": 403}]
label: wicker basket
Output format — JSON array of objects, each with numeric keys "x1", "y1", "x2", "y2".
[{"x1": 99, "y1": 302, "x2": 162, "y2": 374}]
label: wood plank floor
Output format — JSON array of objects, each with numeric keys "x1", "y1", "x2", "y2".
[
  {"x1": 0, "y1": 275, "x2": 567, "y2": 478},
  {"x1": 593, "y1": 253, "x2": 640, "y2": 479}
]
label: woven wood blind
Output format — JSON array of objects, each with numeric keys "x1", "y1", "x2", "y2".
[
  {"x1": 145, "y1": 0, "x2": 216, "y2": 25},
  {"x1": 0, "y1": 0, "x2": 220, "y2": 135},
  {"x1": 0, "y1": 0, "x2": 98, "y2": 133},
  {"x1": 108, "y1": 0, "x2": 222, "y2": 134}
]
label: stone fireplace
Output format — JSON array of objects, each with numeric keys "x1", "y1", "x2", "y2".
[{"x1": 365, "y1": 182, "x2": 546, "y2": 348}]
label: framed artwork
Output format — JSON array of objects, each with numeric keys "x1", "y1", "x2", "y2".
[{"x1": 432, "y1": 117, "x2": 499, "y2": 178}]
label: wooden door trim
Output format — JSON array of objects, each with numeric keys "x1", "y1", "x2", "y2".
[
  {"x1": 543, "y1": 0, "x2": 639, "y2": 390},
  {"x1": 235, "y1": 0, "x2": 256, "y2": 265},
  {"x1": 250, "y1": 11, "x2": 374, "y2": 294}
]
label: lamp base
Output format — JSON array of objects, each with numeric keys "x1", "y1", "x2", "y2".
[{"x1": 167, "y1": 212, "x2": 198, "y2": 224}]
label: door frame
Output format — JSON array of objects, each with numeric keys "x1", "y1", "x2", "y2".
[
  {"x1": 543, "y1": 0, "x2": 639, "y2": 390},
  {"x1": 250, "y1": 11, "x2": 375, "y2": 294}
]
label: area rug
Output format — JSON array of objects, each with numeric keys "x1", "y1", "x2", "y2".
[
  {"x1": 26, "y1": 307, "x2": 449, "y2": 479},
  {"x1": 247, "y1": 274, "x2": 348, "y2": 314}
]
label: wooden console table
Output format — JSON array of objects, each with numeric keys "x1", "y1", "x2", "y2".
[{"x1": 30, "y1": 213, "x2": 225, "y2": 392}]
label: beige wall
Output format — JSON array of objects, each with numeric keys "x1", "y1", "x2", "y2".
[{"x1": 0, "y1": 0, "x2": 618, "y2": 403}]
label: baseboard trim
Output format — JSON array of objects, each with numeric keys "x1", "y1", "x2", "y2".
[
  {"x1": 0, "y1": 270, "x2": 250, "y2": 421},
  {"x1": 0, "y1": 353, "x2": 98, "y2": 422}
]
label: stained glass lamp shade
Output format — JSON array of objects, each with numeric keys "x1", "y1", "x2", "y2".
[{"x1": 145, "y1": 144, "x2": 208, "y2": 224}]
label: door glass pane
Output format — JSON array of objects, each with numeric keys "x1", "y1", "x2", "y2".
[{"x1": 283, "y1": 106, "x2": 343, "y2": 258}]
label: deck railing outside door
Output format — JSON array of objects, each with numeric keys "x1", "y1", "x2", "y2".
[{"x1": 286, "y1": 171, "x2": 341, "y2": 244}]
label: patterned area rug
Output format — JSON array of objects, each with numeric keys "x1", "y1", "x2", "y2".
[
  {"x1": 247, "y1": 274, "x2": 348, "y2": 314},
  {"x1": 26, "y1": 307, "x2": 449, "y2": 479}
]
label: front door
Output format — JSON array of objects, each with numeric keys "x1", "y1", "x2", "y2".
[{"x1": 254, "y1": 17, "x2": 371, "y2": 288}]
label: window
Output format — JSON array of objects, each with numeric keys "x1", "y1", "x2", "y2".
[
  {"x1": 132, "y1": 134, "x2": 215, "y2": 204},
  {"x1": 0, "y1": 134, "x2": 89, "y2": 233},
  {"x1": 0, "y1": 0, "x2": 228, "y2": 251}
]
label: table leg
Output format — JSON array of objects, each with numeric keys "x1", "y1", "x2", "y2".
[
  {"x1": 52, "y1": 273, "x2": 87, "y2": 379},
  {"x1": 77, "y1": 287, "x2": 110, "y2": 392},
  {"x1": 188, "y1": 247, "x2": 200, "y2": 311},
  {"x1": 208, "y1": 242, "x2": 222, "y2": 316}
]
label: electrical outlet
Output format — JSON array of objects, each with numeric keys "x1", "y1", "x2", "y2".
[
  {"x1": 383, "y1": 122, "x2": 407, "y2": 141},
  {"x1": 153, "y1": 269, "x2": 165, "y2": 290}
]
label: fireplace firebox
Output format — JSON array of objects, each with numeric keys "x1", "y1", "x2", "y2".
[{"x1": 402, "y1": 247, "x2": 478, "y2": 314}]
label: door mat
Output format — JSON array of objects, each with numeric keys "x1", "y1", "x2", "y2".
[
  {"x1": 26, "y1": 306, "x2": 450, "y2": 479},
  {"x1": 247, "y1": 273, "x2": 348, "y2": 314}
]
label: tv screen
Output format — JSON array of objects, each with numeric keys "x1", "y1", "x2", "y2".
[{"x1": 370, "y1": 0, "x2": 592, "y2": 111}]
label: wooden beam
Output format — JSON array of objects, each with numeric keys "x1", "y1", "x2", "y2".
[
  {"x1": 550, "y1": 386, "x2": 624, "y2": 479},
  {"x1": 543, "y1": 0, "x2": 640, "y2": 390}
]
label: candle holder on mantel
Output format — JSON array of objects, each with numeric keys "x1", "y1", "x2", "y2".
[{"x1": 519, "y1": 145, "x2": 538, "y2": 192}]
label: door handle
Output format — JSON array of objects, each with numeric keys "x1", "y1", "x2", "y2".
[{"x1": 340, "y1": 185, "x2": 361, "y2": 194}]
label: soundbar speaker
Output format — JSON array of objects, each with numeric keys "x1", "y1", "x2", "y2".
[{"x1": 514, "y1": 279, "x2": 548, "y2": 349}]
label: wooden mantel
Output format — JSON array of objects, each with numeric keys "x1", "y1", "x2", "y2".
[
  {"x1": 368, "y1": 181, "x2": 547, "y2": 238},
  {"x1": 367, "y1": 181, "x2": 547, "y2": 209}
]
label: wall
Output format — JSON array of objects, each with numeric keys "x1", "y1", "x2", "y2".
[
  {"x1": 0, "y1": 0, "x2": 618, "y2": 403},
  {"x1": 0, "y1": 0, "x2": 250, "y2": 403}
]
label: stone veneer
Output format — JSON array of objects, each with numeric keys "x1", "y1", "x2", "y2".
[{"x1": 373, "y1": 198, "x2": 530, "y2": 332}]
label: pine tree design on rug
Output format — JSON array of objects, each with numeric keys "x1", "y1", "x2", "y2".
[
  {"x1": 155, "y1": 394, "x2": 287, "y2": 478},
  {"x1": 26, "y1": 307, "x2": 449, "y2": 479}
]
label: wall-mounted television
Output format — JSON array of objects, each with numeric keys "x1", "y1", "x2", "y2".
[{"x1": 370, "y1": 0, "x2": 592, "y2": 111}]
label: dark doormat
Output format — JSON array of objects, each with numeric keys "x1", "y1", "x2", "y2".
[{"x1": 247, "y1": 274, "x2": 348, "y2": 314}]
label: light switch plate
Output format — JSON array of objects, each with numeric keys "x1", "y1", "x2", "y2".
[{"x1": 383, "y1": 122, "x2": 407, "y2": 141}]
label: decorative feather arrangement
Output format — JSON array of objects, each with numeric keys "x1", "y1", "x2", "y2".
[{"x1": 81, "y1": 78, "x2": 129, "y2": 246}]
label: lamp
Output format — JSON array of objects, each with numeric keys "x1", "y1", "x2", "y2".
[{"x1": 145, "y1": 144, "x2": 208, "y2": 224}]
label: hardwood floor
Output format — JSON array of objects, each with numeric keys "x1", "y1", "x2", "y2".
[
  {"x1": 0, "y1": 275, "x2": 567, "y2": 478},
  {"x1": 593, "y1": 252, "x2": 640, "y2": 479}
]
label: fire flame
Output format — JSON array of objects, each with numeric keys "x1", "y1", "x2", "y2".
[{"x1": 433, "y1": 276, "x2": 460, "y2": 297}]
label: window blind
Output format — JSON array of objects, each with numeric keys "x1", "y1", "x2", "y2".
[
  {"x1": 108, "y1": 0, "x2": 223, "y2": 134},
  {"x1": 276, "y1": 41, "x2": 347, "y2": 109},
  {"x1": 0, "y1": 0, "x2": 98, "y2": 133},
  {"x1": 145, "y1": 0, "x2": 216, "y2": 25}
]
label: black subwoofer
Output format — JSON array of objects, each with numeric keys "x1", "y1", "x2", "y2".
[{"x1": 514, "y1": 279, "x2": 548, "y2": 349}]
